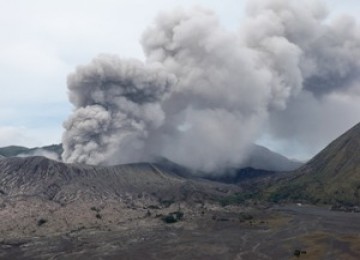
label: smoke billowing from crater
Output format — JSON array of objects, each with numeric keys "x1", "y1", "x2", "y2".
[
  {"x1": 62, "y1": 0, "x2": 360, "y2": 172},
  {"x1": 62, "y1": 56, "x2": 175, "y2": 165}
]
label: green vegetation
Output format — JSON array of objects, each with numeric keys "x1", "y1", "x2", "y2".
[
  {"x1": 90, "y1": 206, "x2": 103, "y2": 219},
  {"x1": 268, "y1": 183, "x2": 312, "y2": 203},
  {"x1": 218, "y1": 192, "x2": 258, "y2": 206},
  {"x1": 238, "y1": 213, "x2": 253, "y2": 222},
  {"x1": 0, "y1": 146, "x2": 29, "y2": 157},
  {"x1": 37, "y1": 218, "x2": 47, "y2": 226},
  {"x1": 162, "y1": 215, "x2": 177, "y2": 223},
  {"x1": 0, "y1": 144, "x2": 63, "y2": 157},
  {"x1": 265, "y1": 122, "x2": 360, "y2": 206},
  {"x1": 162, "y1": 211, "x2": 184, "y2": 224}
]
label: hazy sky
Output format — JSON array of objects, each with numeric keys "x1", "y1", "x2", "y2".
[{"x1": 1, "y1": 0, "x2": 360, "y2": 161}]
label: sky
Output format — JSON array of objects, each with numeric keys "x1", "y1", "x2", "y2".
[{"x1": 1, "y1": 0, "x2": 360, "y2": 161}]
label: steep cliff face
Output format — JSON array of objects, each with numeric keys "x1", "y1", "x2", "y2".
[{"x1": 268, "y1": 122, "x2": 360, "y2": 205}]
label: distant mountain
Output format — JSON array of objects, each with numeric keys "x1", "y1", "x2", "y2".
[
  {"x1": 207, "y1": 145, "x2": 303, "y2": 186},
  {"x1": 241, "y1": 144, "x2": 302, "y2": 172},
  {"x1": 0, "y1": 143, "x2": 301, "y2": 173},
  {"x1": 206, "y1": 167, "x2": 274, "y2": 184},
  {"x1": 0, "y1": 145, "x2": 33, "y2": 157},
  {"x1": 0, "y1": 144, "x2": 62, "y2": 158},
  {"x1": 268, "y1": 122, "x2": 360, "y2": 205}
]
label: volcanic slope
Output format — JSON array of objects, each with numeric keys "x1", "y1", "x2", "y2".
[
  {"x1": 268, "y1": 122, "x2": 360, "y2": 205},
  {"x1": 242, "y1": 144, "x2": 302, "y2": 172},
  {"x1": 0, "y1": 156, "x2": 235, "y2": 203},
  {"x1": 0, "y1": 156, "x2": 241, "y2": 238},
  {"x1": 0, "y1": 143, "x2": 301, "y2": 172}
]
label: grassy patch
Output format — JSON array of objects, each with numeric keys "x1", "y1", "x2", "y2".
[
  {"x1": 218, "y1": 192, "x2": 258, "y2": 206},
  {"x1": 282, "y1": 231, "x2": 360, "y2": 260}
]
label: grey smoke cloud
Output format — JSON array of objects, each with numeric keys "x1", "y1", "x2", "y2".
[
  {"x1": 246, "y1": 0, "x2": 360, "y2": 159},
  {"x1": 265, "y1": 91, "x2": 360, "y2": 160},
  {"x1": 245, "y1": 0, "x2": 360, "y2": 96},
  {"x1": 62, "y1": 0, "x2": 360, "y2": 172},
  {"x1": 62, "y1": 55, "x2": 175, "y2": 165}
]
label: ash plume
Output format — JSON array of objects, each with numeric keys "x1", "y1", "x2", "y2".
[
  {"x1": 62, "y1": 55, "x2": 175, "y2": 165},
  {"x1": 62, "y1": 0, "x2": 360, "y2": 172},
  {"x1": 244, "y1": 0, "x2": 360, "y2": 158},
  {"x1": 245, "y1": 0, "x2": 360, "y2": 96}
]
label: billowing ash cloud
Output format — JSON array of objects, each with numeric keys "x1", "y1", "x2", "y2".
[
  {"x1": 244, "y1": 0, "x2": 360, "y2": 159},
  {"x1": 140, "y1": 6, "x2": 305, "y2": 172},
  {"x1": 62, "y1": 55, "x2": 175, "y2": 165},
  {"x1": 244, "y1": 0, "x2": 360, "y2": 96},
  {"x1": 62, "y1": 0, "x2": 360, "y2": 172}
]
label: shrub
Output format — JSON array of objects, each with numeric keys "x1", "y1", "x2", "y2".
[
  {"x1": 91, "y1": 206, "x2": 100, "y2": 212},
  {"x1": 294, "y1": 249, "x2": 301, "y2": 256},
  {"x1": 37, "y1": 218, "x2": 47, "y2": 226},
  {"x1": 218, "y1": 192, "x2": 257, "y2": 206},
  {"x1": 161, "y1": 211, "x2": 184, "y2": 224},
  {"x1": 173, "y1": 211, "x2": 184, "y2": 220},
  {"x1": 239, "y1": 213, "x2": 253, "y2": 222},
  {"x1": 162, "y1": 215, "x2": 177, "y2": 223}
]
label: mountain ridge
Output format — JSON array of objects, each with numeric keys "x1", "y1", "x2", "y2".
[
  {"x1": 0, "y1": 143, "x2": 302, "y2": 172},
  {"x1": 268, "y1": 122, "x2": 360, "y2": 205}
]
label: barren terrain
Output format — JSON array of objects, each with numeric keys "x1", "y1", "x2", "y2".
[
  {"x1": 1, "y1": 202, "x2": 360, "y2": 259},
  {"x1": 1, "y1": 156, "x2": 360, "y2": 259}
]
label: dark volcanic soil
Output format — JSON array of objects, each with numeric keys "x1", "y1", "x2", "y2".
[{"x1": 2, "y1": 205, "x2": 360, "y2": 260}]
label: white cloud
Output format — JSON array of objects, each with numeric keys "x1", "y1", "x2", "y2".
[
  {"x1": 0, "y1": 125, "x2": 62, "y2": 148},
  {"x1": 0, "y1": 126, "x2": 38, "y2": 147}
]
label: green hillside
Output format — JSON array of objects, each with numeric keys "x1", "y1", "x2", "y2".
[
  {"x1": 267, "y1": 122, "x2": 360, "y2": 206},
  {"x1": 0, "y1": 144, "x2": 63, "y2": 157}
]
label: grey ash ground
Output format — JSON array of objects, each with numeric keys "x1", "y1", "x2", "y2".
[
  {"x1": 2, "y1": 204, "x2": 360, "y2": 259},
  {"x1": 1, "y1": 156, "x2": 360, "y2": 259}
]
